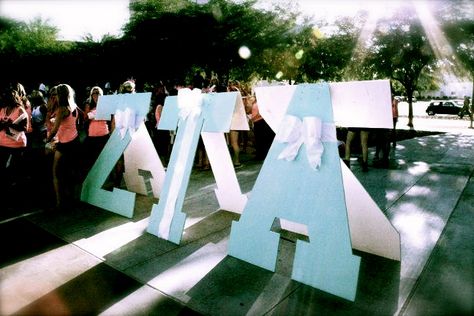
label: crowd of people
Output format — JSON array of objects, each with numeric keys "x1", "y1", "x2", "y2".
[{"x1": 0, "y1": 77, "x2": 276, "y2": 211}]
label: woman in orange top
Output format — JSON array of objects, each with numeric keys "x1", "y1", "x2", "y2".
[
  {"x1": 45, "y1": 83, "x2": 80, "y2": 210},
  {"x1": 246, "y1": 96, "x2": 275, "y2": 161},
  {"x1": 0, "y1": 88, "x2": 28, "y2": 196},
  {"x1": 83, "y1": 86, "x2": 109, "y2": 171},
  {"x1": 227, "y1": 81, "x2": 243, "y2": 167},
  {"x1": 391, "y1": 94, "x2": 399, "y2": 148}
]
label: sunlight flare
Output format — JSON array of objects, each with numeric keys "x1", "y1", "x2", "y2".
[
  {"x1": 413, "y1": 0, "x2": 468, "y2": 83},
  {"x1": 74, "y1": 218, "x2": 149, "y2": 258}
]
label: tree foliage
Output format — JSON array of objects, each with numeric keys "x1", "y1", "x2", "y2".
[
  {"x1": 0, "y1": 16, "x2": 74, "y2": 88},
  {"x1": 443, "y1": 19, "x2": 474, "y2": 78},
  {"x1": 298, "y1": 17, "x2": 359, "y2": 83},
  {"x1": 0, "y1": 0, "x2": 471, "y2": 108},
  {"x1": 121, "y1": 0, "x2": 302, "y2": 83},
  {"x1": 361, "y1": 11, "x2": 436, "y2": 126},
  {"x1": 0, "y1": 17, "x2": 71, "y2": 56}
]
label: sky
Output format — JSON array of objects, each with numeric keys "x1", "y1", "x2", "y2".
[
  {"x1": 0, "y1": 0, "x2": 428, "y2": 41},
  {"x1": 0, "y1": 0, "x2": 130, "y2": 41}
]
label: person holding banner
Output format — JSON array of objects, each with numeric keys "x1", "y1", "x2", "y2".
[
  {"x1": 391, "y1": 94, "x2": 399, "y2": 148},
  {"x1": 344, "y1": 128, "x2": 369, "y2": 172}
]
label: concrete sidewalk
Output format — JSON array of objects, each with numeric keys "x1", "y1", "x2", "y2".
[{"x1": 1, "y1": 132, "x2": 473, "y2": 315}]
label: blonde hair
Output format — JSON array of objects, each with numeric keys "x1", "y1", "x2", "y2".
[
  {"x1": 15, "y1": 82, "x2": 27, "y2": 98},
  {"x1": 57, "y1": 84, "x2": 77, "y2": 112},
  {"x1": 90, "y1": 86, "x2": 104, "y2": 97},
  {"x1": 119, "y1": 80, "x2": 136, "y2": 94}
]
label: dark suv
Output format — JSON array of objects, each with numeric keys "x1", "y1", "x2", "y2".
[{"x1": 426, "y1": 100, "x2": 464, "y2": 117}]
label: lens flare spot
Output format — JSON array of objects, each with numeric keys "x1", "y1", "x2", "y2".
[
  {"x1": 295, "y1": 49, "x2": 304, "y2": 59},
  {"x1": 275, "y1": 71, "x2": 283, "y2": 79},
  {"x1": 238, "y1": 46, "x2": 251, "y2": 59},
  {"x1": 312, "y1": 27, "x2": 324, "y2": 39}
]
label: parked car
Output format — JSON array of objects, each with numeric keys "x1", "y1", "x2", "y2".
[
  {"x1": 426, "y1": 100, "x2": 464, "y2": 117},
  {"x1": 395, "y1": 96, "x2": 417, "y2": 102},
  {"x1": 395, "y1": 96, "x2": 405, "y2": 102}
]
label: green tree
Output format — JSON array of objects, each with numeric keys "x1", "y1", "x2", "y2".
[
  {"x1": 443, "y1": 19, "x2": 474, "y2": 95},
  {"x1": 444, "y1": 20, "x2": 474, "y2": 74},
  {"x1": 362, "y1": 11, "x2": 436, "y2": 127},
  {"x1": 0, "y1": 17, "x2": 73, "y2": 88},
  {"x1": 299, "y1": 17, "x2": 359, "y2": 83},
  {"x1": 122, "y1": 0, "x2": 301, "y2": 83},
  {"x1": 443, "y1": 18, "x2": 474, "y2": 126}
]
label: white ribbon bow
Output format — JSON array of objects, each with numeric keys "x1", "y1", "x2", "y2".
[
  {"x1": 177, "y1": 88, "x2": 203, "y2": 120},
  {"x1": 114, "y1": 107, "x2": 137, "y2": 139},
  {"x1": 275, "y1": 115, "x2": 336, "y2": 170}
]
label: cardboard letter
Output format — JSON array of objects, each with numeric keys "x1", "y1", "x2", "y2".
[
  {"x1": 229, "y1": 84, "x2": 361, "y2": 301},
  {"x1": 123, "y1": 123, "x2": 166, "y2": 198},
  {"x1": 80, "y1": 93, "x2": 153, "y2": 217},
  {"x1": 147, "y1": 91, "x2": 249, "y2": 243},
  {"x1": 254, "y1": 80, "x2": 401, "y2": 261}
]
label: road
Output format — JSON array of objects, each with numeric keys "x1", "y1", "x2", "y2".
[{"x1": 397, "y1": 101, "x2": 474, "y2": 135}]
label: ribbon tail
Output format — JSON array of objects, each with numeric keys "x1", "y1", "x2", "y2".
[
  {"x1": 303, "y1": 116, "x2": 324, "y2": 170},
  {"x1": 306, "y1": 141, "x2": 324, "y2": 170},
  {"x1": 128, "y1": 127, "x2": 135, "y2": 137},
  {"x1": 119, "y1": 128, "x2": 125, "y2": 138},
  {"x1": 278, "y1": 139, "x2": 303, "y2": 161}
]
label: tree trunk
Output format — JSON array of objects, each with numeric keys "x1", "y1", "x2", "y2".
[
  {"x1": 470, "y1": 79, "x2": 473, "y2": 128},
  {"x1": 407, "y1": 90, "x2": 414, "y2": 128}
]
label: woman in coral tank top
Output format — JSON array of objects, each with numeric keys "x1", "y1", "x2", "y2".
[
  {"x1": 83, "y1": 86, "x2": 109, "y2": 171},
  {"x1": 0, "y1": 88, "x2": 28, "y2": 198},
  {"x1": 45, "y1": 84, "x2": 80, "y2": 210}
]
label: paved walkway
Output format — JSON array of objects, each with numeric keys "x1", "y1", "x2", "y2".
[{"x1": 1, "y1": 129, "x2": 473, "y2": 315}]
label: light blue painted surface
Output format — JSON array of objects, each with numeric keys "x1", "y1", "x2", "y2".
[
  {"x1": 95, "y1": 93, "x2": 151, "y2": 121},
  {"x1": 158, "y1": 92, "x2": 239, "y2": 132},
  {"x1": 228, "y1": 83, "x2": 361, "y2": 301},
  {"x1": 80, "y1": 93, "x2": 151, "y2": 217},
  {"x1": 80, "y1": 129, "x2": 135, "y2": 217},
  {"x1": 147, "y1": 92, "x2": 239, "y2": 243},
  {"x1": 147, "y1": 114, "x2": 205, "y2": 243},
  {"x1": 157, "y1": 96, "x2": 180, "y2": 131},
  {"x1": 202, "y1": 92, "x2": 239, "y2": 132}
]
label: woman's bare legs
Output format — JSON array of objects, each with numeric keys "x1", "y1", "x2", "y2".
[
  {"x1": 52, "y1": 150, "x2": 63, "y2": 208},
  {"x1": 229, "y1": 130, "x2": 241, "y2": 166},
  {"x1": 344, "y1": 130, "x2": 355, "y2": 167},
  {"x1": 360, "y1": 130, "x2": 369, "y2": 171}
]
